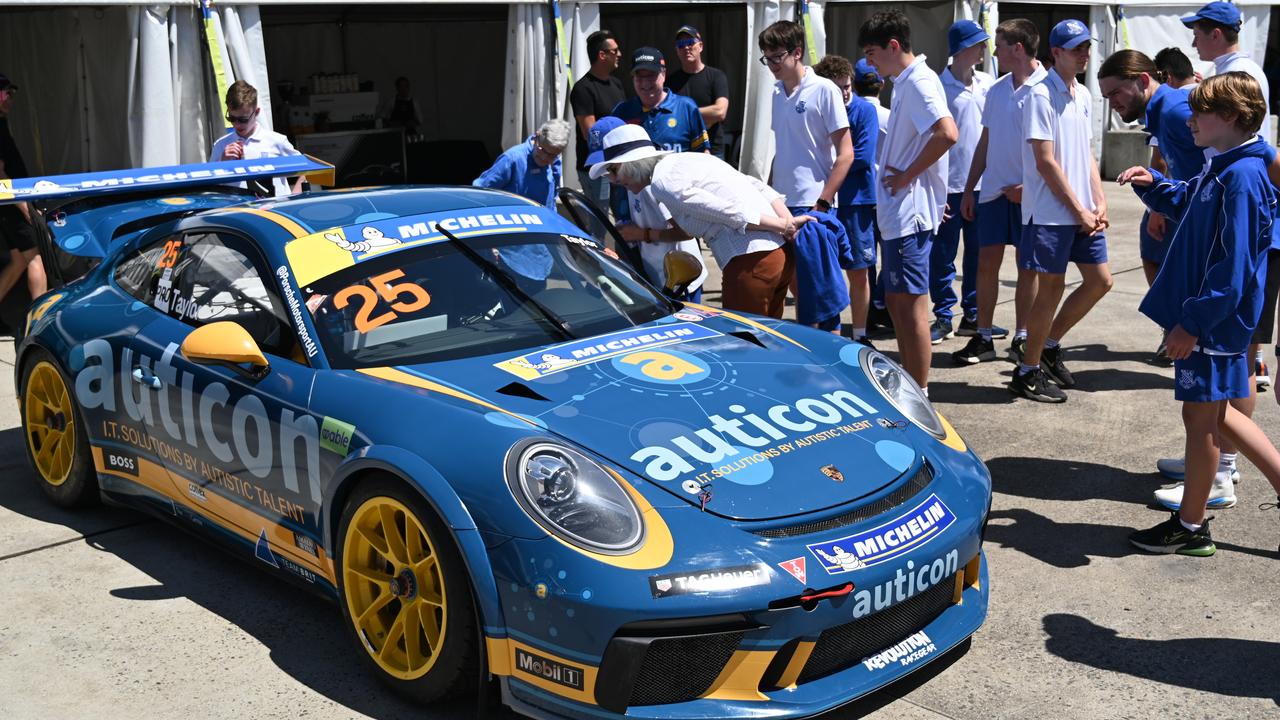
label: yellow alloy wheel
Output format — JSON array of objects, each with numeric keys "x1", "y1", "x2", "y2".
[
  {"x1": 343, "y1": 496, "x2": 448, "y2": 680},
  {"x1": 24, "y1": 361, "x2": 77, "y2": 487}
]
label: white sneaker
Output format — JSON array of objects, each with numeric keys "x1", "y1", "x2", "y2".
[
  {"x1": 1154, "y1": 472, "x2": 1238, "y2": 511},
  {"x1": 1156, "y1": 456, "x2": 1241, "y2": 484}
]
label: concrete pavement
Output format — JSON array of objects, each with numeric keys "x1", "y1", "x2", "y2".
[{"x1": 0, "y1": 184, "x2": 1277, "y2": 718}]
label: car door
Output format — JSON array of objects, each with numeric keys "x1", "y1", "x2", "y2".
[
  {"x1": 126, "y1": 229, "x2": 332, "y2": 584},
  {"x1": 558, "y1": 187, "x2": 649, "y2": 280}
]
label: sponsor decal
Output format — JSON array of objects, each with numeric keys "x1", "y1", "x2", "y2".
[
  {"x1": 396, "y1": 211, "x2": 545, "y2": 241},
  {"x1": 560, "y1": 234, "x2": 598, "y2": 248},
  {"x1": 278, "y1": 555, "x2": 317, "y2": 583},
  {"x1": 821, "y1": 464, "x2": 844, "y2": 482},
  {"x1": 778, "y1": 557, "x2": 807, "y2": 585},
  {"x1": 255, "y1": 529, "x2": 280, "y2": 568},
  {"x1": 320, "y1": 416, "x2": 356, "y2": 456},
  {"x1": 672, "y1": 311, "x2": 703, "y2": 322},
  {"x1": 102, "y1": 449, "x2": 139, "y2": 476},
  {"x1": 631, "y1": 392, "x2": 879, "y2": 484},
  {"x1": 861, "y1": 630, "x2": 936, "y2": 671},
  {"x1": 535, "y1": 583, "x2": 549, "y2": 599},
  {"x1": 647, "y1": 562, "x2": 771, "y2": 599},
  {"x1": 808, "y1": 494, "x2": 956, "y2": 573},
  {"x1": 275, "y1": 266, "x2": 319, "y2": 358},
  {"x1": 850, "y1": 549, "x2": 959, "y2": 619},
  {"x1": 293, "y1": 532, "x2": 318, "y2": 557},
  {"x1": 515, "y1": 648, "x2": 585, "y2": 691},
  {"x1": 494, "y1": 322, "x2": 720, "y2": 380},
  {"x1": 187, "y1": 481, "x2": 207, "y2": 502}
]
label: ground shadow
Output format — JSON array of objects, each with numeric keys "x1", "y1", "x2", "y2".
[
  {"x1": 925, "y1": 380, "x2": 1018, "y2": 406},
  {"x1": 1066, "y1": 342, "x2": 1170, "y2": 367},
  {"x1": 984, "y1": 508, "x2": 1136, "y2": 568},
  {"x1": 1068, "y1": 368, "x2": 1171, "y2": 393},
  {"x1": 0, "y1": 428, "x2": 510, "y2": 719},
  {"x1": 1043, "y1": 613, "x2": 1280, "y2": 704},
  {"x1": 986, "y1": 456, "x2": 1155, "y2": 505}
]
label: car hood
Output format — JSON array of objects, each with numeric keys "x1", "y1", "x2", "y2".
[{"x1": 384, "y1": 312, "x2": 929, "y2": 521}]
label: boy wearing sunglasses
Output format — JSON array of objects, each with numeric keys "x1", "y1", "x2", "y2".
[{"x1": 211, "y1": 80, "x2": 302, "y2": 196}]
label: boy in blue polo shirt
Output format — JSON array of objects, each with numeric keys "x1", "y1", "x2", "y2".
[
  {"x1": 612, "y1": 47, "x2": 709, "y2": 154},
  {"x1": 1121, "y1": 72, "x2": 1280, "y2": 556}
]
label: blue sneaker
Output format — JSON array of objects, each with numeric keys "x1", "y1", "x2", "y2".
[{"x1": 930, "y1": 318, "x2": 954, "y2": 345}]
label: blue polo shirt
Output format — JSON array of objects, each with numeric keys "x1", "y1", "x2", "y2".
[
  {"x1": 473, "y1": 136, "x2": 562, "y2": 207},
  {"x1": 838, "y1": 96, "x2": 880, "y2": 207},
  {"x1": 612, "y1": 90, "x2": 709, "y2": 154},
  {"x1": 1144, "y1": 83, "x2": 1200, "y2": 182}
]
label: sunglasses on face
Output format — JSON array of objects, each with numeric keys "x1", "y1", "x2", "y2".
[
  {"x1": 226, "y1": 110, "x2": 256, "y2": 124},
  {"x1": 676, "y1": 38, "x2": 698, "y2": 49}
]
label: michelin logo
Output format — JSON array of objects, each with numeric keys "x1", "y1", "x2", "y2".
[
  {"x1": 495, "y1": 322, "x2": 720, "y2": 379},
  {"x1": 808, "y1": 494, "x2": 956, "y2": 573},
  {"x1": 397, "y1": 212, "x2": 544, "y2": 240}
]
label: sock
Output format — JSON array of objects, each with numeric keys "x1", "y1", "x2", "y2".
[
  {"x1": 979, "y1": 327, "x2": 993, "y2": 342},
  {"x1": 1018, "y1": 362, "x2": 1039, "y2": 375},
  {"x1": 921, "y1": 385, "x2": 929, "y2": 397},
  {"x1": 1255, "y1": 348, "x2": 1264, "y2": 362},
  {"x1": 1219, "y1": 452, "x2": 1237, "y2": 472},
  {"x1": 1178, "y1": 517, "x2": 1203, "y2": 533},
  {"x1": 1015, "y1": 329, "x2": 1028, "y2": 340},
  {"x1": 852, "y1": 327, "x2": 867, "y2": 339},
  {"x1": 1045, "y1": 337, "x2": 1060, "y2": 349}
]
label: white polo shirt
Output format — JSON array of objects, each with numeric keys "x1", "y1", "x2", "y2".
[
  {"x1": 210, "y1": 123, "x2": 302, "y2": 197},
  {"x1": 627, "y1": 188, "x2": 708, "y2": 293},
  {"x1": 1213, "y1": 51, "x2": 1272, "y2": 141},
  {"x1": 771, "y1": 66, "x2": 849, "y2": 208},
  {"x1": 876, "y1": 55, "x2": 952, "y2": 240},
  {"x1": 1020, "y1": 68, "x2": 1095, "y2": 226},
  {"x1": 978, "y1": 64, "x2": 1047, "y2": 203},
  {"x1": 941, "y1": 67, "x2": 994, "y2": 194}
]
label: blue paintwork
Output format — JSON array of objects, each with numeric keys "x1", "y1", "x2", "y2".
[{"x1": 18, "y1": 179, "x2": 992, "y2": 719}]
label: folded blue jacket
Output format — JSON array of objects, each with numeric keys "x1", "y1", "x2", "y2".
[{"x1": 793, "y1": 210, "x2": 853, "y2": 325}]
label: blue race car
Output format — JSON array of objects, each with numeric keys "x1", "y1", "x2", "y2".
[{"x1": 12, "y1": 159, "x2": 991, "y2": 719}]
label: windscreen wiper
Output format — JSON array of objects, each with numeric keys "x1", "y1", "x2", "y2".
[{"x1": 435, "y1": 225, "x2": 574, "y2": 341}]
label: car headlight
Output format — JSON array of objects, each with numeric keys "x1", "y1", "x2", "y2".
[
  {"x1": 860, "y1": 349, "x2": 946, "y2": 438},
  {"x1": 506, "y1": 441, "x2": 644, "y2": 553}
]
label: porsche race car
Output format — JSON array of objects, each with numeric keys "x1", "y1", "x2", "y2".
[{"x1": 10, "y1": 158, "x2": 991, "y2": 719}]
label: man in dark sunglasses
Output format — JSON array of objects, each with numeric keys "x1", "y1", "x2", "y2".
[
  {"x1": 210, "y1": 80, "x2": 302, "y2": 196},
  {"x1": 666, "y1": 25, "x2": 730, "y2": 160}
]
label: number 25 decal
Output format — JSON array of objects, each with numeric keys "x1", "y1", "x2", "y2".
[
  {"x1": 334, "y1": 268, "x2": 431, "y2": 333},
  {"x1": 156, "y1": 239, "x2": 183, "y2": 269}
]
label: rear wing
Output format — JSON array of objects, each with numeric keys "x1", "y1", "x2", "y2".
[{"x1": 0, "y1": 154, "x2": 335, "y2": 205}]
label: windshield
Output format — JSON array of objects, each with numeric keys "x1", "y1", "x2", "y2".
[{"x1": 302, "y1": 231, "x2": 678, "y2": 368}]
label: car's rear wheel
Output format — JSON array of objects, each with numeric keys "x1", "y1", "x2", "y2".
[
  {"x1": 337, "y1": 477, "x2": 478, "y2": 703},
  {"x1": 20, "y1": 350, "x2": 98, "y2": 507}
]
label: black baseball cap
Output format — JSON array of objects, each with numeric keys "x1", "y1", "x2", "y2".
[{"x1": 632, "y1": 47, "x2": 666, "y2": 74}]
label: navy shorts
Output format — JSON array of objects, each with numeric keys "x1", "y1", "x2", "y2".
[
  {"x1": 976, "y1": 196, "x2": 1021, "y2": 248},
  {"x1": 1138, "y1": 210, "x2": 1177, "y2": 266},
  {"x1": 881, "y1": 230, "x2": 932, "y2": 295},
  {"x1": 1174, "y1": 351, "x2": 1250, "y2": 402},
  {"x1": 836, "y1": 204, "x2": 877, "y2": 270},
  {"x1": 1018, "y1": 224, "x2": 1107, "y2": 274},
  {"x1": 815, "y1": 312, "x2": 842, "y2": 331}
]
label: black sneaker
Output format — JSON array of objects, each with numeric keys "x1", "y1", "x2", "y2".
[
  {"x1": 1008, "y1": 336, "x2": 1026, "y2": 363},
  {"x1": 1128, "y1": 512, "x2": 1216, "y2": 556},
  {"x1": 1041, "y1": 345, "x2": 1076, "y2": 388},
  {"x1": 868, "y1": 306, "x2": 894, "y2": 335},
  {"x1": 856, "y1": 336, "x2": 876, "y2": 349},
  {"x1": 952, "y1": 335, "x2": 997, "y2": 365},
  {"x1": 1009, "y1": 367, "x2": 1067, "y2": 403},
  {"x1": 957, "y1": 317, "x2": 1009, "y2": 339}
]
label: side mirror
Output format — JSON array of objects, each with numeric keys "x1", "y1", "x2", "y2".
[
  {"x1": 180, "y1": 322, "x2": 271, "y2": 379},
  {"x1": 663, "y1": 250, "x2": 702, "y2": 297}
]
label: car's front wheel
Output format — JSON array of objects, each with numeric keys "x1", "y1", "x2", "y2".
[
  {"x1": 337, "y1": 477, "x2": 478, "y2": 703},
  {"x1": 19, "y1": 349, "x2": 98, "y2": 507}
]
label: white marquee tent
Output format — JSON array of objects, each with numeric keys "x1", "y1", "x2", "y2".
[{"x1": 0, "y1": 0, "x2": 1272, "y2": 180}]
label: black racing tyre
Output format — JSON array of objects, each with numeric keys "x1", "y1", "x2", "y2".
[
  {"x1": 18, "y1": 347, "x2": 99, "y2": 507},
  {"x1": 336, "y1": 475, "x2": 479, "y2": 703}
]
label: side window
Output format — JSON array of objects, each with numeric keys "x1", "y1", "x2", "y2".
[
  {"x1": 113, "y1": 236, "x2": 173, "y2": 303},
  {"x1": 161, "y1": 232, "x2": 297, "y2": 357}
]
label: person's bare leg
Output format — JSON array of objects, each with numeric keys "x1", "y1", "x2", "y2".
[
  {"x1": 1180, "y1": 401, "x2": 1225, "y2": 526},
  {"x1": 1219, "y1": 343, "x2": 1261, "y2": 460},
  {"x1": 0, "y1": 248, "x2": 28, "y2": 303},
  {"x1": 1047, "y1": 262, "x2": 1113, "y2": 343},
  {"x1": 1022, "y1": 272, "x2": 1066, "y2": 367},
  {"x1": 1220, "y1": 401, "x2": 1280, "y2": 495},
  {"x1": 886, "y1": 291, "x2": 931, "y2": 388},
  {"x1": 846, "y1": 268, "x2": 870, "y2": 334},
  {"x1": 25, "y1": 252, "x2": 46, "y2": 298}
]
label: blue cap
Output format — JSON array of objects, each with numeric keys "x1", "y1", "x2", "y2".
[
  {"x1": 585, "y1": 117, "x2": 626, "y2": 166},
  {"x1": 948, "y1": 20, "x2": 989, "y2": 56},
  {"x1": 1181, "y1": 2, "x2": 1242, "y2": 29},
  {"x1": 854, "y1": 58, "x2": 881, "y2": 83},
  {"x1": 1049, "y1": 19, "x2": 1096, "y2": 49}
]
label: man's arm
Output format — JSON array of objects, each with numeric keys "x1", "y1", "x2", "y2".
[
  {"x1": 1089, "y1": 153, "x2": 1108, "y2": 230},
  {"x1": 575, "y1": 114, "x2": 596, "y2": 142},
  {"x1": 884, "y1": 117, "x2": 958, "y2": 195},
  {"x1": 699, "y1": 98, "x2": 729, "y2": 127},
  {"x1": 1030, "y1": 138, "x2": 1096, "y2": 231},
  {"x1": 960, "y1": 128, "x2": 990, "y2": 221},
  {"x1": 818, "y1": 127, "x2": 853, "y2": 209}
]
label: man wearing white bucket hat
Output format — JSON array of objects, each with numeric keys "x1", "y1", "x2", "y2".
[{"x1": 591, "y1": 124, "x2": 805, "y2": 318}]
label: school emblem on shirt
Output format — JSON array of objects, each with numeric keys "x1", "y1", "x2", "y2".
[
  {"x1": 1201, "y1": 184, "x2": 1214, "y2": 202},
  {"x1": 667, "y1": 117, "x2": 677, "y2": 127},
  {"x1": 1179, "y1": 369, "x2": 1196, "y2": 389},
  {"x1": 795, "y1": 100, "x2": 808, "y2": 114}
]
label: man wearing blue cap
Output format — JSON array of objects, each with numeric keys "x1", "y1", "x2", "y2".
[
  {"x1": 667, "y1": 26, "x2": 731, "y2": 160},
  {"x1": 1011, "y1": 19, "x2": 1111, "y2": 403},
  {"x1": 931, "y1": 20, "x2": 997, "y2": 346}
]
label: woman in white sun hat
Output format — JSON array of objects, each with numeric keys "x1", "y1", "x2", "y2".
[{"x1": 591, "y1": 124, "x2": 805, "y2": 318}]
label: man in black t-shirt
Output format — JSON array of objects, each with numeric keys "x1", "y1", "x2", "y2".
[
  {"x1": 0, "y1": 73, "x2": 46, "y2": 313},
  {"x1": 570, "y1": 30, "x2": 626, "y2": 205},
  {"x1": 666, "y1": 25, "x2": 731, "y2": 159}
]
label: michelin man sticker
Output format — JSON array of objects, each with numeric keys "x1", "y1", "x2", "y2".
[{"x1": 325, "y1": 226, "x2": 403, "y2": 253}]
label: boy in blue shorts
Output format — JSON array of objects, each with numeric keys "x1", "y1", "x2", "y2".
[{"x1": 1120, "y1": 72, "x2": 1280, "y2": 555}]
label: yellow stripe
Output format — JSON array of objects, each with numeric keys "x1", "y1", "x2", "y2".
[
  {"x1": 700, "y1": 649, "x2": 774, "y2": 701},
  {"x1": 937, "y1": 412, "x2": 967, "y2": 452},
  {"x1": 232, "y1": 207, "x2": 309, "y2": 238},
  {"x1": 686, "y1": 303, "x2": 808, "y2": 351},
  {"x1": 0, "y1": 178, "x2": 12, "y2": 201},
  {"x1": 358, "y1": 366, "x2": 538, "y2": 427},
  {"x1": 775, "y1": 640, "x2": 816, "y2": 690},
  {"x1": 485, "y1": 637, "x2": 600, "y2": 705}
]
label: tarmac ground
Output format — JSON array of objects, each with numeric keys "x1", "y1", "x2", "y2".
[{"x1": 1, "y1": 184, "x2": 1278, "y2": 718}]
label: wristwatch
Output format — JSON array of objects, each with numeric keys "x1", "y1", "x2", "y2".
[{"x1": 814, "y1": 198, "x2": 831, "y2": 212}]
